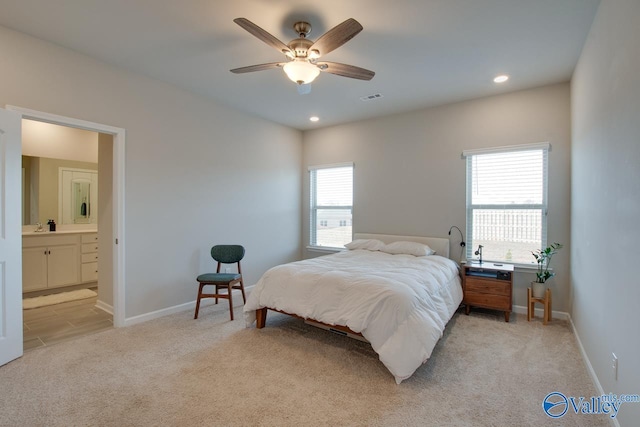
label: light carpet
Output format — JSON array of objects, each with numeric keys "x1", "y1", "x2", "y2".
[
  {"x1": 0, "y1": 302, "x2": 612, "y2": 426},
  {"x1": 22, "y1": 289, "x2": 98, "y2": 310}
]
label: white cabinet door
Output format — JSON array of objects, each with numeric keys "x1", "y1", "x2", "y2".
[
  {"x1": 0, "y1": 107, "x2": 23, "y2": 366},
  {"x1": 22, "y1": 247, "x2": 48, "y2": 292},
  {"x1": 81, "y1": 262, "x2": 98, "y2": 282},
  {"x1": 47, "y1": 244, "x2": 80, "y2": 288},
  {"x1": 22, "y1": 244, "x2": 80, "y2": 291}
]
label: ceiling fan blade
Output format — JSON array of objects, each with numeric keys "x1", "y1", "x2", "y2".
[
  {"x1": 230, "y1": 62, "x2": 284, "y2": 74},
  {"x1": 317, "y1": 62, "x2": 375, "y2": 81},
  {"x1": 234, "y1": 18, "x2": 293, "y2": 56},
  {"x1": 309, "y1": 18, "x2": 363, "y2": 57}
]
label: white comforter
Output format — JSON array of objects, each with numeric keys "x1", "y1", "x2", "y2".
[{"x1": 244, "y1": 250, "x2": 463, "y2": 383}]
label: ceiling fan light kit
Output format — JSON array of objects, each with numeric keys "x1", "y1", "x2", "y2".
[
  {"x1": 283, "y1": 59, "x2": 320, "y2": 84},
  {"x1": 230, "y1": 17, "x2": 375, "y2": 90}
]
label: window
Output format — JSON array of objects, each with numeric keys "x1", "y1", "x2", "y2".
[
  {"x1": 309, "y1": 163, "x2": 353, "y2": 248},
  {"x1": 464, "y1": 143, "x2": 549, "y2": 264}
]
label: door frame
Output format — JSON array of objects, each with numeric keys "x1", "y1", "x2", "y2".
[{"x1": 8, "y1": 105, "x2": 126, "y2": 327}]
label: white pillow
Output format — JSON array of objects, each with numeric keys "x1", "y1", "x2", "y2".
[
  {"x1": 344, "y1": 239, "x2": 386, "y2": 251},
  {"x1": 381, "y1": 241, "x2": 435, "y2": 257}
]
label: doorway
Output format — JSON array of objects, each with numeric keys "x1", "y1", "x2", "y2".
[
  {"x1": 9, "y1": 105, "x2": 125, "y2": 329},
  {"x1": 22, "y1": 122, "x2": 107, "y2": 349}
]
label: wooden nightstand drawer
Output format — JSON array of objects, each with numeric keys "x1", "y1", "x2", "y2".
[
  {"x1": 465, "y1": 278, "x2": 510, "y2": 296},
  {"x1": 464, "y1": 292, "x2": 511, "y2": 311}
]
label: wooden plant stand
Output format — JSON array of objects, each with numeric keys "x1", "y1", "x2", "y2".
[{"x1": 527, "y1": 287, "x2": 551, "y2": 325}]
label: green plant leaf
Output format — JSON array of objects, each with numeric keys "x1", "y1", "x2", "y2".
[{"x1": 531, "y1": 242, "x2": 562, "y2": 283}]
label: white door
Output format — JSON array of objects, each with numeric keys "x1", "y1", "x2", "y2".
[{"x1": 0, "y1": 108, "x2": 23, "y2": 366}]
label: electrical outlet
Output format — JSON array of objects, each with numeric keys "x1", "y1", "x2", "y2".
[
  {"x1": 612, "y1": 353, "x2": 618, "y2": 381},
  {"x1": 224, "y1": 267, "x2": 231, "y2": 273}
]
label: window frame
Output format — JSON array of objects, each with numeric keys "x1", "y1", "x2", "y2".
[
  {"x1": 308, "y1": 162, "x2": 354, "y2": 250},
  {"x1": 463, "y1": 143, "x2": 550, "y2": 265}
]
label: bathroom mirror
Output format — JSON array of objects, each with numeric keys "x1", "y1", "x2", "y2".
[{"x1": 22, "y1": 156, "x2": 98, "y2": 225}]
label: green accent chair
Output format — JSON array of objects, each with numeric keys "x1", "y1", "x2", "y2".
[{"x1": 194, "y1": 245, "x2": 246, "y2": 321}]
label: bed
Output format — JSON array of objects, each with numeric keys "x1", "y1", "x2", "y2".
[{"x1": 243, "y1": 233, "x2": 463, "y2": 384}]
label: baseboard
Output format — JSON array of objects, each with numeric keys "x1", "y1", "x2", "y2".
[
  {"x1": 123, "y1": 284, "x2": 255, "y2": 327},
  {"x1": 124, "y1": 301, "x2": 195, "y2": 326},
  {"x1": 121, "y1": 296, "x2": 563, "y2": 326},
  {"x1": 568, "y1": 316, "x2": 620, "y2": 427},
  {"x1": 512, "y1": 304, "x2": 570, "y2": 320},
  {"x1": 95, "y1": 299, "x2": 113, "y2": 315}
]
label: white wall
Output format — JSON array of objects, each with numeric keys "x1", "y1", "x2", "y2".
[
  {"x1": 0, "y1": 25, "x2": 302, "y2": 318},
  {"x1": 22, "y1": 120, "x2": 98, "y2": 162},
  {"x1": 571, "y1": 0, "x2": 640, "y2": 424},
  {"x1": 303, "y1": 83, "x2": 572, "y2": 311}
]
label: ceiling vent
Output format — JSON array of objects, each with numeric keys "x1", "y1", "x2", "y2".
[{"x1": 360, "y1": 93, "x2": 383, "y2": 102}]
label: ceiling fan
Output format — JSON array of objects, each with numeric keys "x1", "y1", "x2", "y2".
[{"x1": 230, "y1": 17, "x2": 375, "y2": 93}]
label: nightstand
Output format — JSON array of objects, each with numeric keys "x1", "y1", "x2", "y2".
[{"x1": 462, "y1": 262, "x2": 514, "y2": 322}]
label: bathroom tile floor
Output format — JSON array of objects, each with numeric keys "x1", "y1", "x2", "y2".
[{"x1": 23, "y1": 295, "x2": 113, "y2": 351}]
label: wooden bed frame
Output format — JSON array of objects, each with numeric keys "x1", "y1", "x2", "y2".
[
  {"x1": 255, "y1": 306, "x2": 364, "y2": 338},
  {"x1": 254, "y1": 233, "x2": 451, "y2": 336}
]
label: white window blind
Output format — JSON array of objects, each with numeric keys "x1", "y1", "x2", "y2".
[
  {"x1": 309, "y1": 163, "x2": 353, "y2": 248},
  {"x1": 465, "y1": 145, "x2": 549, "y2": 264}
]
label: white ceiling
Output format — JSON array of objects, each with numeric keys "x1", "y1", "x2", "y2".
[{"x1": 0, "y1": 0, "x2": 600, "y2": 130}]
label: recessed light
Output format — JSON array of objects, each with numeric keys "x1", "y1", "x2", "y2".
[
  {"x1": 309, "y1": 116, "x2": 319, "y2": 122},
  {"x1": 493, "y1": 75, "x2": 509, "y2": 83}
]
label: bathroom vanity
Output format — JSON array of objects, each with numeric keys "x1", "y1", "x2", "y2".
[{"x1": 22, "y1": 230, "x2": 98, "y2": 293}]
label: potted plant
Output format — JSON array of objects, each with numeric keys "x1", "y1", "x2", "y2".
[{"x1": 531, "y1": 243, "x2": 563, "y2": 298}]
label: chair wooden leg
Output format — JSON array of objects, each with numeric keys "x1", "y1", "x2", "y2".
[
  {"x1": 194, "y1": 283, "x2": 204, "y2": 319},
  {"x1": 239, "y1": 279, "x2": 246, "y2": 303},
  {"x1": 215, "y1": 285, "x2": 219, "y2": 304},
  {"x1": 228, "y1": 284, "x2": 234, "y2": 321}
]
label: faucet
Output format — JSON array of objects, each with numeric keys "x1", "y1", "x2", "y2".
[
  {"x1": 474, "y1": 245, "x2": 484, "y2": 264},
  {"x1": 35, "y1": 222, "x2": 44, "y2": 232}
]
